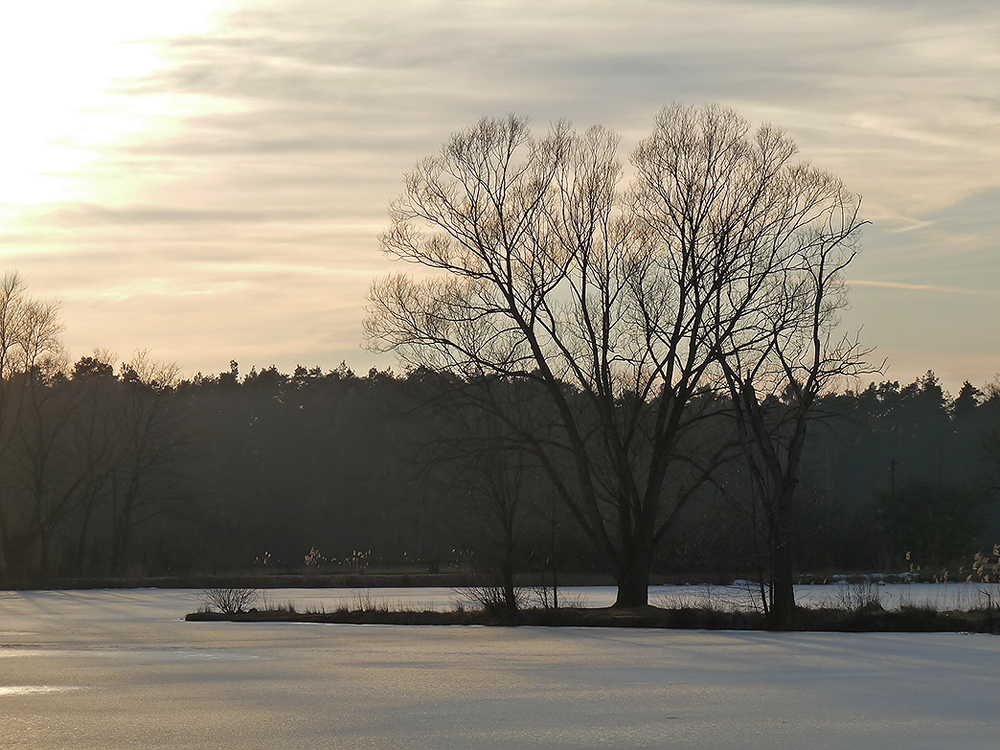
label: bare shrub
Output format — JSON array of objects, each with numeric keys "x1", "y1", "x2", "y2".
[
  {"x1": 460, "y1": 584, "x2": 525, "y2": 616},
  {"x1": 352, "y1": 589, "x2": 376, "y2": 611},
  {"x1": 201, "y1": 587, "x2": 262, "y2": 614},
  {"x1": 526, "y1": 586, "x2": 589, "y2": 610},
  {"x1": 834, "y1": 579, "x2": 883, "y2": 614}
]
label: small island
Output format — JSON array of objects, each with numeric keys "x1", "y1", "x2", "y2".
[{"x1": 185, "y1": 584, "x2": 1000, "y2": 634}]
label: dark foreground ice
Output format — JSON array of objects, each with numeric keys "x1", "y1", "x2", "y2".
[{"x1": 1, "y1": 588, "x2": 998, "y2": 749}]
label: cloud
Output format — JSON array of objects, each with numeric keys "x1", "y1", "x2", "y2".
[
  {"x1": 48, "y1": 203, "x2": 331, "y2": 226},
  {"x1": 1, "y1": 0, "x2": 998, "y2": 390},
  {"x1": 850, "y1": 280, "x2": 990, "y2": 295}
]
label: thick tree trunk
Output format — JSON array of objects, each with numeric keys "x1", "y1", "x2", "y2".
[
  {"x1": 614, "y1": 534, "x2": 653, "y2": 607},
  {"x1": 614, "y1": 564, "x2": 651, "y2": 607}
]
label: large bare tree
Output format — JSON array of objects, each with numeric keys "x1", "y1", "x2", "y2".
[{"x1": 366, "y1": 105, "x2": 865, "y2": 606}]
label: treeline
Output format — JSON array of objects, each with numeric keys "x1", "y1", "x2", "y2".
[
  {"x1": 1, "y1": 343, "x2": 997, "y2": 585},
  {"x1": 672, "y1": 373, "x2": 1000, "y2": 577}
]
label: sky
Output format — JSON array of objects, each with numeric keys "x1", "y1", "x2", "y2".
[{"x1": 1, "y1": 0, "x2": 998, "y2": 393}]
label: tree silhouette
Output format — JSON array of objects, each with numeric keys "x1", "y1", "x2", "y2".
[{"x1": 366, "y1": 105, "x2": 869, "y2": 606}]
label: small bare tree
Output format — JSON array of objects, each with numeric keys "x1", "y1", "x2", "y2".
[
  {"x1": 450, "y1": 399, "x2": 537, "y2": 615},
  {"x1": 201, "y1": 586, "x2": 262, "y2": 614}
]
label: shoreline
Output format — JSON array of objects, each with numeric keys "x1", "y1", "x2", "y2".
[{"x1": 185, "y1": 603, "x2": 1000, "y2": 633}]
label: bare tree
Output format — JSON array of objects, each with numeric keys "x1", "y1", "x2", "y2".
[
  {"x1": 426, "y1": 378, "x2": 547, "y2": 614},
  {"x1": 13, "y1": 363, "x2": 80, "y2": 576},
  {"x1": 0, "y1": 273, "x2": 64, "y2": 579},
  {"x1": 67, "y1": 352, "x2": 121, "y2": 573},
  {"x1": 713, "y1": 214, "x2": 874, "y2": 626},
  {"x1": 366, "y1": 106, "x2": 866, "y2": 606},
  {"x1": 460, "y1": 435, "x2": 533, "y2": 615},
  {"x1": 107, "y1": 352, "x2": 185, "y2": 574}
]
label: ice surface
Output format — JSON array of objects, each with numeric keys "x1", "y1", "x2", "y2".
[{"x1": 1, "y1": 588, "x2": 998, "y2": 749}]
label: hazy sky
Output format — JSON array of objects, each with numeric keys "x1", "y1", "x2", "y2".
[{"x1": 1, "y1": 1, "x2": 998, "y2": 392}]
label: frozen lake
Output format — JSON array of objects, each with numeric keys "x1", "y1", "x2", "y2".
[{"x1": 2, "y1": 587, "x2": 999, "y2": 749}]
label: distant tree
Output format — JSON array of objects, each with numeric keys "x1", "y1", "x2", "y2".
[
  {"x1": 878, "y1": 480, "x2": 992, "y2": 571},
  {"x1": 978, "y1": 379, "x2": 1000, "y2": 500},
  {"x1": 67, "y1": 351, "x2": 121, "y2": 573},
  {"x1": 107, "y1": 352, "x2": 186, "y2": 573},
  {"x1": 13, "y1": 364, "x2": 81, "y2": 576},
  {"x1": 952, "y1": 380, "x2": 983, "y2": 420},
  {"x1": 459, "y1": 436, "x2": 534, "y2": 614},
  {"x1": 414, "y1": 375, "x2": 552, "y2": 613},
  {"x1": 0, "y1": 272, "x2": 64, "y2": 580}
]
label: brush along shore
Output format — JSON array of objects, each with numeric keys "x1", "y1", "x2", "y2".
[{"x1": 185, "y1": 603, "x2": 1000, "y2": 633}]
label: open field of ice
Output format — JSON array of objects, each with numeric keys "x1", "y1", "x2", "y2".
[{"x1": 2, "y1": 587, "x2": 999, "y2": 749}]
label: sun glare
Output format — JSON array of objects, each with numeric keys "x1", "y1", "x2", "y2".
[{"x1": 0, "y1": 1, "x2": 240, "y2": 208}]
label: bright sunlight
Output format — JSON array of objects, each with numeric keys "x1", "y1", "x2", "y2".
[{"x1": 0, "y1": 1, "x2": 238, "y2": 208}]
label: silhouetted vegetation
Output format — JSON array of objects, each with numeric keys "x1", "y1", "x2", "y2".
[
  {"x1": 2, "y1": 105, "x2": 999, "y2": 599},
  {"x1": 365, "y1": 106, "x2": 874, "y2": 612},
  {"x1": 2, "y1": 333, "x2": 999, "y2": 594},
  {"x1": 186, "y1": 596, "x2": 1000, "y2": 634}
]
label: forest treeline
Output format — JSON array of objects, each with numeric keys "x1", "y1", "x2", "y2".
[{"x1": 1, "y1": 330, "x2": 998, "y2": 587}]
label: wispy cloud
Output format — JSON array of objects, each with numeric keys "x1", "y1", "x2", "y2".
[{"x1": 850, "y1": 280, "x2": 990, "y2": 295}]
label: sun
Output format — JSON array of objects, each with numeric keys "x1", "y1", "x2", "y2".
[{"x1": 0, "y1": 1, "x2": 239, "y2": 209}]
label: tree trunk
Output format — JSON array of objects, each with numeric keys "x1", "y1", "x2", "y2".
[
  {"x1": 769, "y1": 486, "x2": 796, "y2": 629},
  {"x1": 0, "y1": 503, "x2": 12, "y2": 582},
  {"x1": 501, "y1": 561, "x2": 517, "y2": 616},
  {"x1": 74, "y1": 499, "x2": 96, "y2": 574},
  {"x1": 614, "y1": 535, "x2": 652, "y2": 607},
  {"x1": 614, "y1": 564, "x2": 651, "y2": 607}
]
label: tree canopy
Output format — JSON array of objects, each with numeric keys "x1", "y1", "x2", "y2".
[{"x1": 366, "y1": 104, "x2": 867, "y2": 606}]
